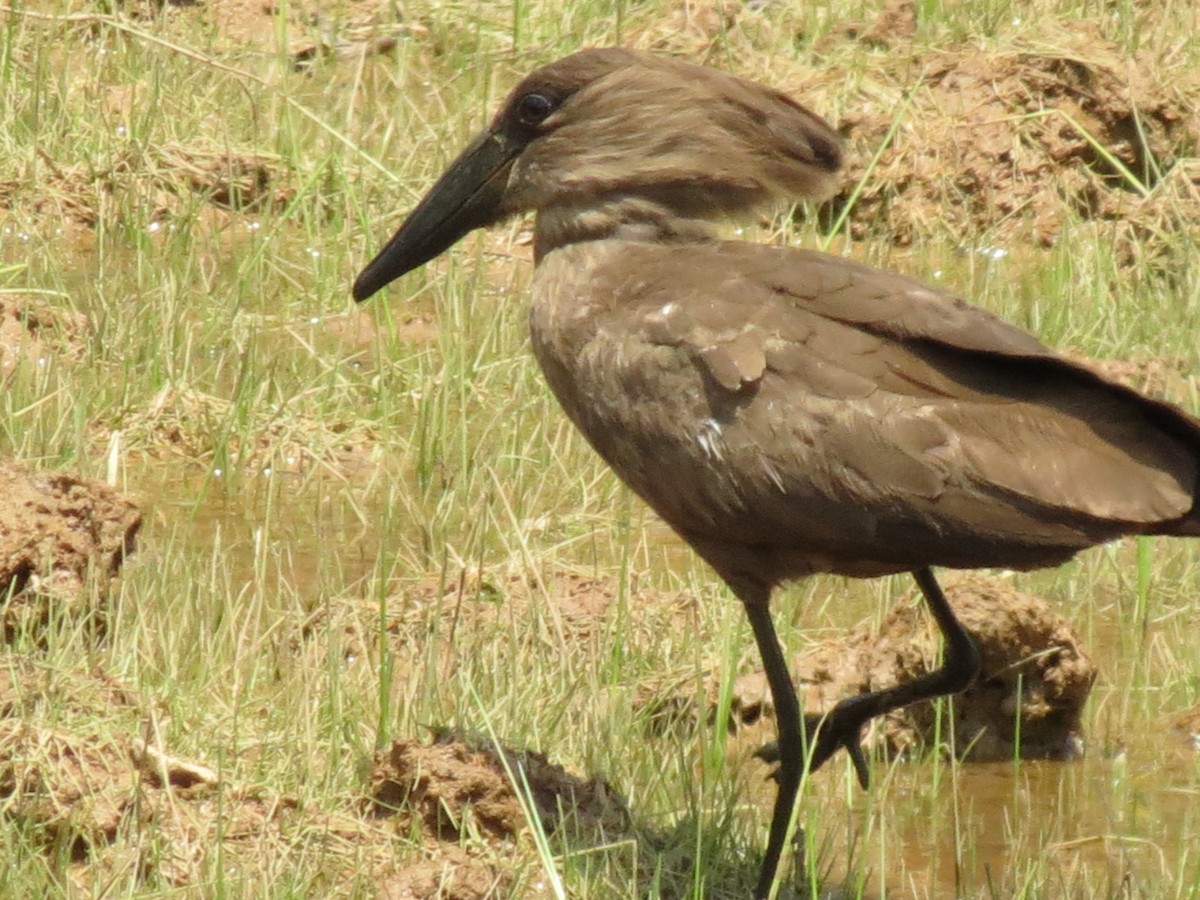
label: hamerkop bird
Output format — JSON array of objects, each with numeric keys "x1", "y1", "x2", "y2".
[{"x1": 353, "y1": 48, "x2": 1200, "y2": 897}]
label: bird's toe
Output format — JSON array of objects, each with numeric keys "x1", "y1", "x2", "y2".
[{"x1": 752, "y1": 708, "x2": 871, "y2": 788}]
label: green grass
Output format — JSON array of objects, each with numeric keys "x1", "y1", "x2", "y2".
[{"x1": 2, "y1": 0, "x2": 1200, "y2": 896}]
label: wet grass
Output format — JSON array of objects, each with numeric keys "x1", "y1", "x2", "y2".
[{"x1": 3, "y1": 0, "x2": 1200, "y2": 896}]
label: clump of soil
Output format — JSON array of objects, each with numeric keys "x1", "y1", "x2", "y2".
[
  {"x1": 0, "y1": 460, "x2": 140, "y2": 625},
  {"x1": 729, "y1": 574, "x2": 1096, "y2": 762},
  {"x1": 0, "y1": 719, "x2": 137, "y2": 860},
  {"x1": 0, "y1": 293, "x2": 90, "y2": 375},
  {"x1": 368, "y1": 733, "x2": 636, "y2": 898},
  {"x1": 377, "y1": 843, "x2": 508, "y2": 900},
  {"x1": 370, "y1": 733, "x2": 630, "y2": 843},
  {"x1": 822, "y1": 20, "x2": 1200, "y2": 256},
  {"x1": 837, "y1": 0, "x2": 917, "y2": 49}
]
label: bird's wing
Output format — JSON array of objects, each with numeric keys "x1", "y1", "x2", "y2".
[{"x1": 578, "y1": 242, "x2": 1199, "y2": 549}]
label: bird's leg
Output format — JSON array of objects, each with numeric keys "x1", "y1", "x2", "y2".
[
  {"x1": 758, "y1": 566, "x2": 981, "y2": 788},
  {"x1": 741, "y1": 594, "x2": 802, "y2": 900}
]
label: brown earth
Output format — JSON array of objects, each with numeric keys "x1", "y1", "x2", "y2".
[
  {"x1": 0, "y1": 460, "x2": 140, "y2": 633},
  {"x1": 1, "y1": 289, "x2": 138, "y2": 620},
  {"x1": 728, "y1": 574, "x2": 1097, "y2": 762},
  {"x1": 377, "y1": 843, "x2": 509, "y2": 900},
  {"x1": 822, "y1": 17, "x2": 1200, "y2": 257},
  {"x1": 370, "y1": 733, "x2": 630, "y2": 843}
]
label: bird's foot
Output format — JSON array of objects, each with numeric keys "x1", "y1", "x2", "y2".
[{"x1": 755, "y1": 700, "x2": 872, "y2": 789}]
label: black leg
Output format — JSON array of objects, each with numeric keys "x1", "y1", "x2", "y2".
[
  {"x1": 739, "y1": 569, "x2": 980, "y2": 898},
  {"x1": 742, "y1": 596, "x2": 801, "y2": 900},
  {"x1": 760, "y1": 566, "x2": 982, "y2": 787}
]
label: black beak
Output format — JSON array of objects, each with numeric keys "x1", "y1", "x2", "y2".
[{"x1": 353, "y1": 129, "x2": 520, "y2": 302}]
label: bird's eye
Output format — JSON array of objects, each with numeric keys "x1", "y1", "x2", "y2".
[{"x1": 516, "y1": 92, "x2": 556, "y2": 126}]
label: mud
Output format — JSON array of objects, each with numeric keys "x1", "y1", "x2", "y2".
[
  {"x1": 368, "y1": 732, "x2": 639, "y2": 898},
  {"x1": 639, "y1": 574, "x2": 1096, "y2": 762},
  {"x1": 0, "y1": 460, "x2": 140, "y2": 623}
]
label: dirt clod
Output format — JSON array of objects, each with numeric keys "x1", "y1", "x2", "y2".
[
  {"x1": 0, "y1": 460, "x2": 140, "y2": 623},
  {"x1": 377, "y1": 844, "x2": 508, "y2": 900},
  {"x1": 840, "y1": 0, "x2": 917, "y2": 49},
  {"x1": 824, "y1": 22, "x2": 1200, "y2": 254},
  {"x1": 728, "y1": 574, "x2": 1096, "y2": 761},
  {"x1": 370, "y1": 733, "x2": 630, "y2": 843}
]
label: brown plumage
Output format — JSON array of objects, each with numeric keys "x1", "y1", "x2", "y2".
[{"x1": 353, "y1": 48, "x2": 1200, "y2": 898}]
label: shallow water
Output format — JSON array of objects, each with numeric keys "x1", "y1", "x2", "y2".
[{"x1": 137, "y1": 457, "x2": 1200, "y2": 896}]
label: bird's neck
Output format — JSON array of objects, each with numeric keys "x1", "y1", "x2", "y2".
[{"x1": 532, "y1": 197, "x2": 718, "y2": 262}]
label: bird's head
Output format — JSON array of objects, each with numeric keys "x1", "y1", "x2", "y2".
[{"x1": 353, "y1": 48, "x2": 843, "y2": 302}]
